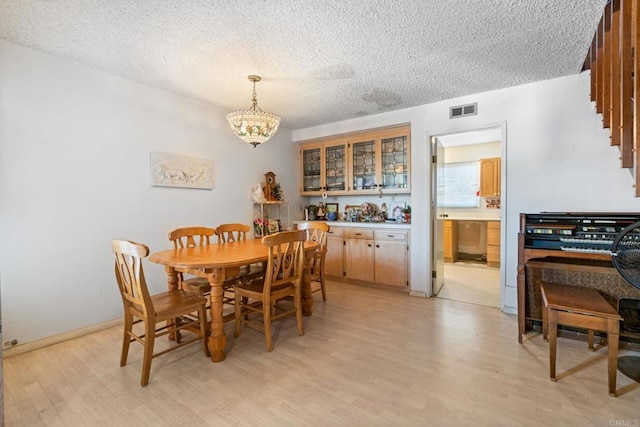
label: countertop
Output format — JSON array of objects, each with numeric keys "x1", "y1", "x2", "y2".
[
  {"x1": 294, "y1": 220, "x2": 411, "y2": 229},
  {"x1": 444, "y1": 217, "x2": 500, "y2": 221}
]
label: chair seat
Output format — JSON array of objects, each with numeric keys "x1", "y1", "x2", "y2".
[
  {"x1": 151, "y1": 290, "x2": 209, "y2": 320},
  {"x1": 236, "y1": 278, "x2": 294, "y2": 296},
  {"x1": 181, "y1": 277, "x2": 212, "y2": 296},
  {"x1": 241, "y1": 263, "x2": 266, "y2": 283}
]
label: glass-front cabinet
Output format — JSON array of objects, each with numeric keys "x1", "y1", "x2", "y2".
[
  {"x1": 301, "y1": 144, "x2": 322, "y2": 194},
  {"x1": 350, "y1": 125, "x2": 410, "y2": 195},
  {"x1": 299, "y1": 125, "x2": 410, "y2": 195},
  {"x1": 381, "y1": 133, "x2": 409, "y2": 190},
  {"x1": 351, "y1": 138, "x2": 377, "y2": 191},
  {"x1": 300, "y1": 139, "x2": 348, "y2": 195}
]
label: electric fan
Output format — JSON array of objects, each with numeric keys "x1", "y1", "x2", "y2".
[{"x1": 610, "y1": 221, "x2": 640, "y2": 382}]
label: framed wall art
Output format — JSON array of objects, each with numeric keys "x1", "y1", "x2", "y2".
[
  {"x1": 150, "y1": 152, "x2": 214, "y2": 189},
  {"x1": 268, "y1": 219, "x2": 280, "y2": 234},
  {"x1": 325, "y1": 203, "x2": 339, "y2": 214}
]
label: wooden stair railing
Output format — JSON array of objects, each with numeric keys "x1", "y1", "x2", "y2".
[{"x1": 585, "y1": 0, "x2": 638, "y2": 195}]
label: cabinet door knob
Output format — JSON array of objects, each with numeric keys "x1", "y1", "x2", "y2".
[{"x1": 376, "y1": 244, "x2": 380, "y2": 248}]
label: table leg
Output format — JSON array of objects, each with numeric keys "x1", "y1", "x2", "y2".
[
  {"x1": 301, "y1": 254, "x2": 314, "y2": 316},
  {"x1": 165, "y1": 266, "x2": 180, "y2": 340},
  {"x1": 607, "y1": 318, "x2": 620, "y2": 397},
  {"x1": 549, "y1": 309, "x2": 558, "y2": 381},
  {"x1": 588, "y1": 329, "x2": 595, "y2": 351},
  {"x1": 207, "y1": 270, "x2": 227, "y2": 362},
  {"x1": 165, "y1": 265, "x2": 180, "y2": 290}
]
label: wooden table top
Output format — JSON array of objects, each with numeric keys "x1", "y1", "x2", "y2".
[
  {"x1": 149, "y1": 238, "x2": 318, "y2": 269},
  {"x1": 540, "y1": 282, "x2": 622, "y2": 319}
]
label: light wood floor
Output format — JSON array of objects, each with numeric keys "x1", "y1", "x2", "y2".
[{"x1": 4, "y1": 280, "x2": 640, "y2": 426}]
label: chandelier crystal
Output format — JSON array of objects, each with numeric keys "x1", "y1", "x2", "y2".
[{"x1": 226, "y1": 75, "x2": 281, "y2": 147}]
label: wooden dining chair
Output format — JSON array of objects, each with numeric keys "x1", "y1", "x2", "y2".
[
  {"x1": 234, "y1": 230, "x2": 306, "y2": 351},
  {"x1": 297, "y1": 221, "x2": 330, "y2": 301},
  {"x1": 216, "y1": 223, "x2": 266, "y2": 285},
  {"x1": 167, "y1": 226, "x2": 216, "y2": 297},
  {"x1": 112, "y1": 239, "x2": 209, "y2": 387}
]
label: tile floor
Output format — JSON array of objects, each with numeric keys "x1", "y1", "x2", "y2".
[{"x1": 438, "y1": 260, "x2": 501, "y2": 308}]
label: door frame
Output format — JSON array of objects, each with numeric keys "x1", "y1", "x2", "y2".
[{"x1": 427, "y1": 121, "x2": 507, "y2": 310}]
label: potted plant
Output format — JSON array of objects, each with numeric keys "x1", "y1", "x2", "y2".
[{"x1": 253, "y1": 217, "x2": 268, "y2": 237}]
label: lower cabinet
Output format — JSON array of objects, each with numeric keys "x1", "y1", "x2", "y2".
[
  {"x1": 444, "y1": 220, "x2": 458, "y2": 263},
  {"x1": 325, "y1": 226, "x2": 344, "y2": 277},
  {"x1": 344, "y1": 228, "x2": 375, "y2": 282},
  {"x1": 337, "y1": 226, "x2": 408, "y2": 288},
  {"x1": 374, "y1": 230, "x2": 408, "y2": 288},
  {"x1": 486, "y1": 221, "x2": 500, "y2": 267}
]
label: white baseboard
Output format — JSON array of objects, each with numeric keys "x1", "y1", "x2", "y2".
[
  {"x1": 3, "y1": 318, "x2": 122, "y2": 358},
  {"x1": 409, "y1": 290, "x2": 427, "y2": 298}
]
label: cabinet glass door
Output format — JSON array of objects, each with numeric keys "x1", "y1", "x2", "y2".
[
  {"x1": 351, "y1": 140, "x2": 376, "y2": 190},
  {"x1": 325, "y1": 144, "x2": 346, "y2": 192},
  {"x1": 302, "y1": 147, "x2": 321, "y2": 192},
  {"x1": 381, "y1": 135, "x2": 408, "y2": 189}
]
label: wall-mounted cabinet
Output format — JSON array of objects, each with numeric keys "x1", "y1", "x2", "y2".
[
  {"x1": 300, "y1": 140, "x2": 348, "y2": 195},
  {"x1": 299, "y1": 125, "x2": 410, "y2": 195},
  {"x1": 351, "y1": 126, "x2": 410, "y2": 194},
  {"x1": 479, "y1": 157, "x2": 501, "y2": 197}
]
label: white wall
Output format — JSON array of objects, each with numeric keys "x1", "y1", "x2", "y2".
[
  {"x1": 0, "y1": 41, "x2": 303, "y2": 347},
  {"x1": 294, "y1": 72, "x2": 640, "y2": 312}
]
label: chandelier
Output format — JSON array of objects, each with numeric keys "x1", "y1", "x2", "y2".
[{"x1": 226, "y1": 75, "x2": 281, "y2": 147}]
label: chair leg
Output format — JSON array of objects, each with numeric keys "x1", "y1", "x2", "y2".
[
  {"x1": 141, "y1": 321, "x2": 156, "y2": 387},
  {"x1": 234, "y1": 294, "x2": 243, "y2": 337},
  {"x1": 120, "y1": 313, "x2": 133, "y2": 366},
  {"x1": 264, "y1": 299, "x2": 273, "y2": 352},
  {"x1": 200, "y1": 305, "x2": 211, "y2": 357},
  {"x1": 319, "y1": 273, "x2": 327, "y2": 302},
  {"x1": 295, "y1": 289, "x2": 305, "y2": 336}
]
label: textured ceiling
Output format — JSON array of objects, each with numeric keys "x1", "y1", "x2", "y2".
[{"x1": 0, "y1": 0, "x2": 606, "y2": 130}]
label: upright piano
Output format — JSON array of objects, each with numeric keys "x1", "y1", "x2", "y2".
[{"x1": 518, "y1": 212, "x2": 640, "y2": 343}]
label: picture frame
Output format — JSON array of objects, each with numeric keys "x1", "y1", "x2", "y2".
[
  {"x1": 325, "y1": 203, "x2": 339, "y2": 214},
  {"x1": 267, "y1": 219, "x2": 280, "y2": 234},
  {"x1": 150, "y1": 151, "x2": 214, "y2": 189}
]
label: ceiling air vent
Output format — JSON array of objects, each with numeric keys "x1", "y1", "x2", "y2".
[{"x1": 449, "y1": 103, "x2": 477, "y2": 119}]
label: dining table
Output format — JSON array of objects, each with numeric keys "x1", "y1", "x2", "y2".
[{"x1": 149, "y1": 237, "x2": 318, "y2": 362}]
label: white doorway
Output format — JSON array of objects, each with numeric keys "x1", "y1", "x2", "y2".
[{"x1": 430, "y1": 125, "x2": 504, "y2": 308}]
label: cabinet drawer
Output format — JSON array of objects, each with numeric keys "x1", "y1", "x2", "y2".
[
  {"x1": 326, "y1": 226, "x2": 344, "y2": 237},
  {"x1": 374, "y1": 230, "x2": 408, "y2": 242},
  {"x1": 344, "y1": 228, "x2": 374, "y2": 239}
]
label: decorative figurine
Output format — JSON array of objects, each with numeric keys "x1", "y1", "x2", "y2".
[{"x1": 252, "y1": 182, "x2": 267, "y2": 203}]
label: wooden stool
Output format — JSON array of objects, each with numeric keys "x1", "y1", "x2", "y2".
[{"x1": 540, "y1": 282, "x2": 622, "y2": 397}]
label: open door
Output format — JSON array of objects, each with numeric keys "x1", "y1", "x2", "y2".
[{"x1": 431, "y1": 137, "x2": 445, "y2": 295}]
